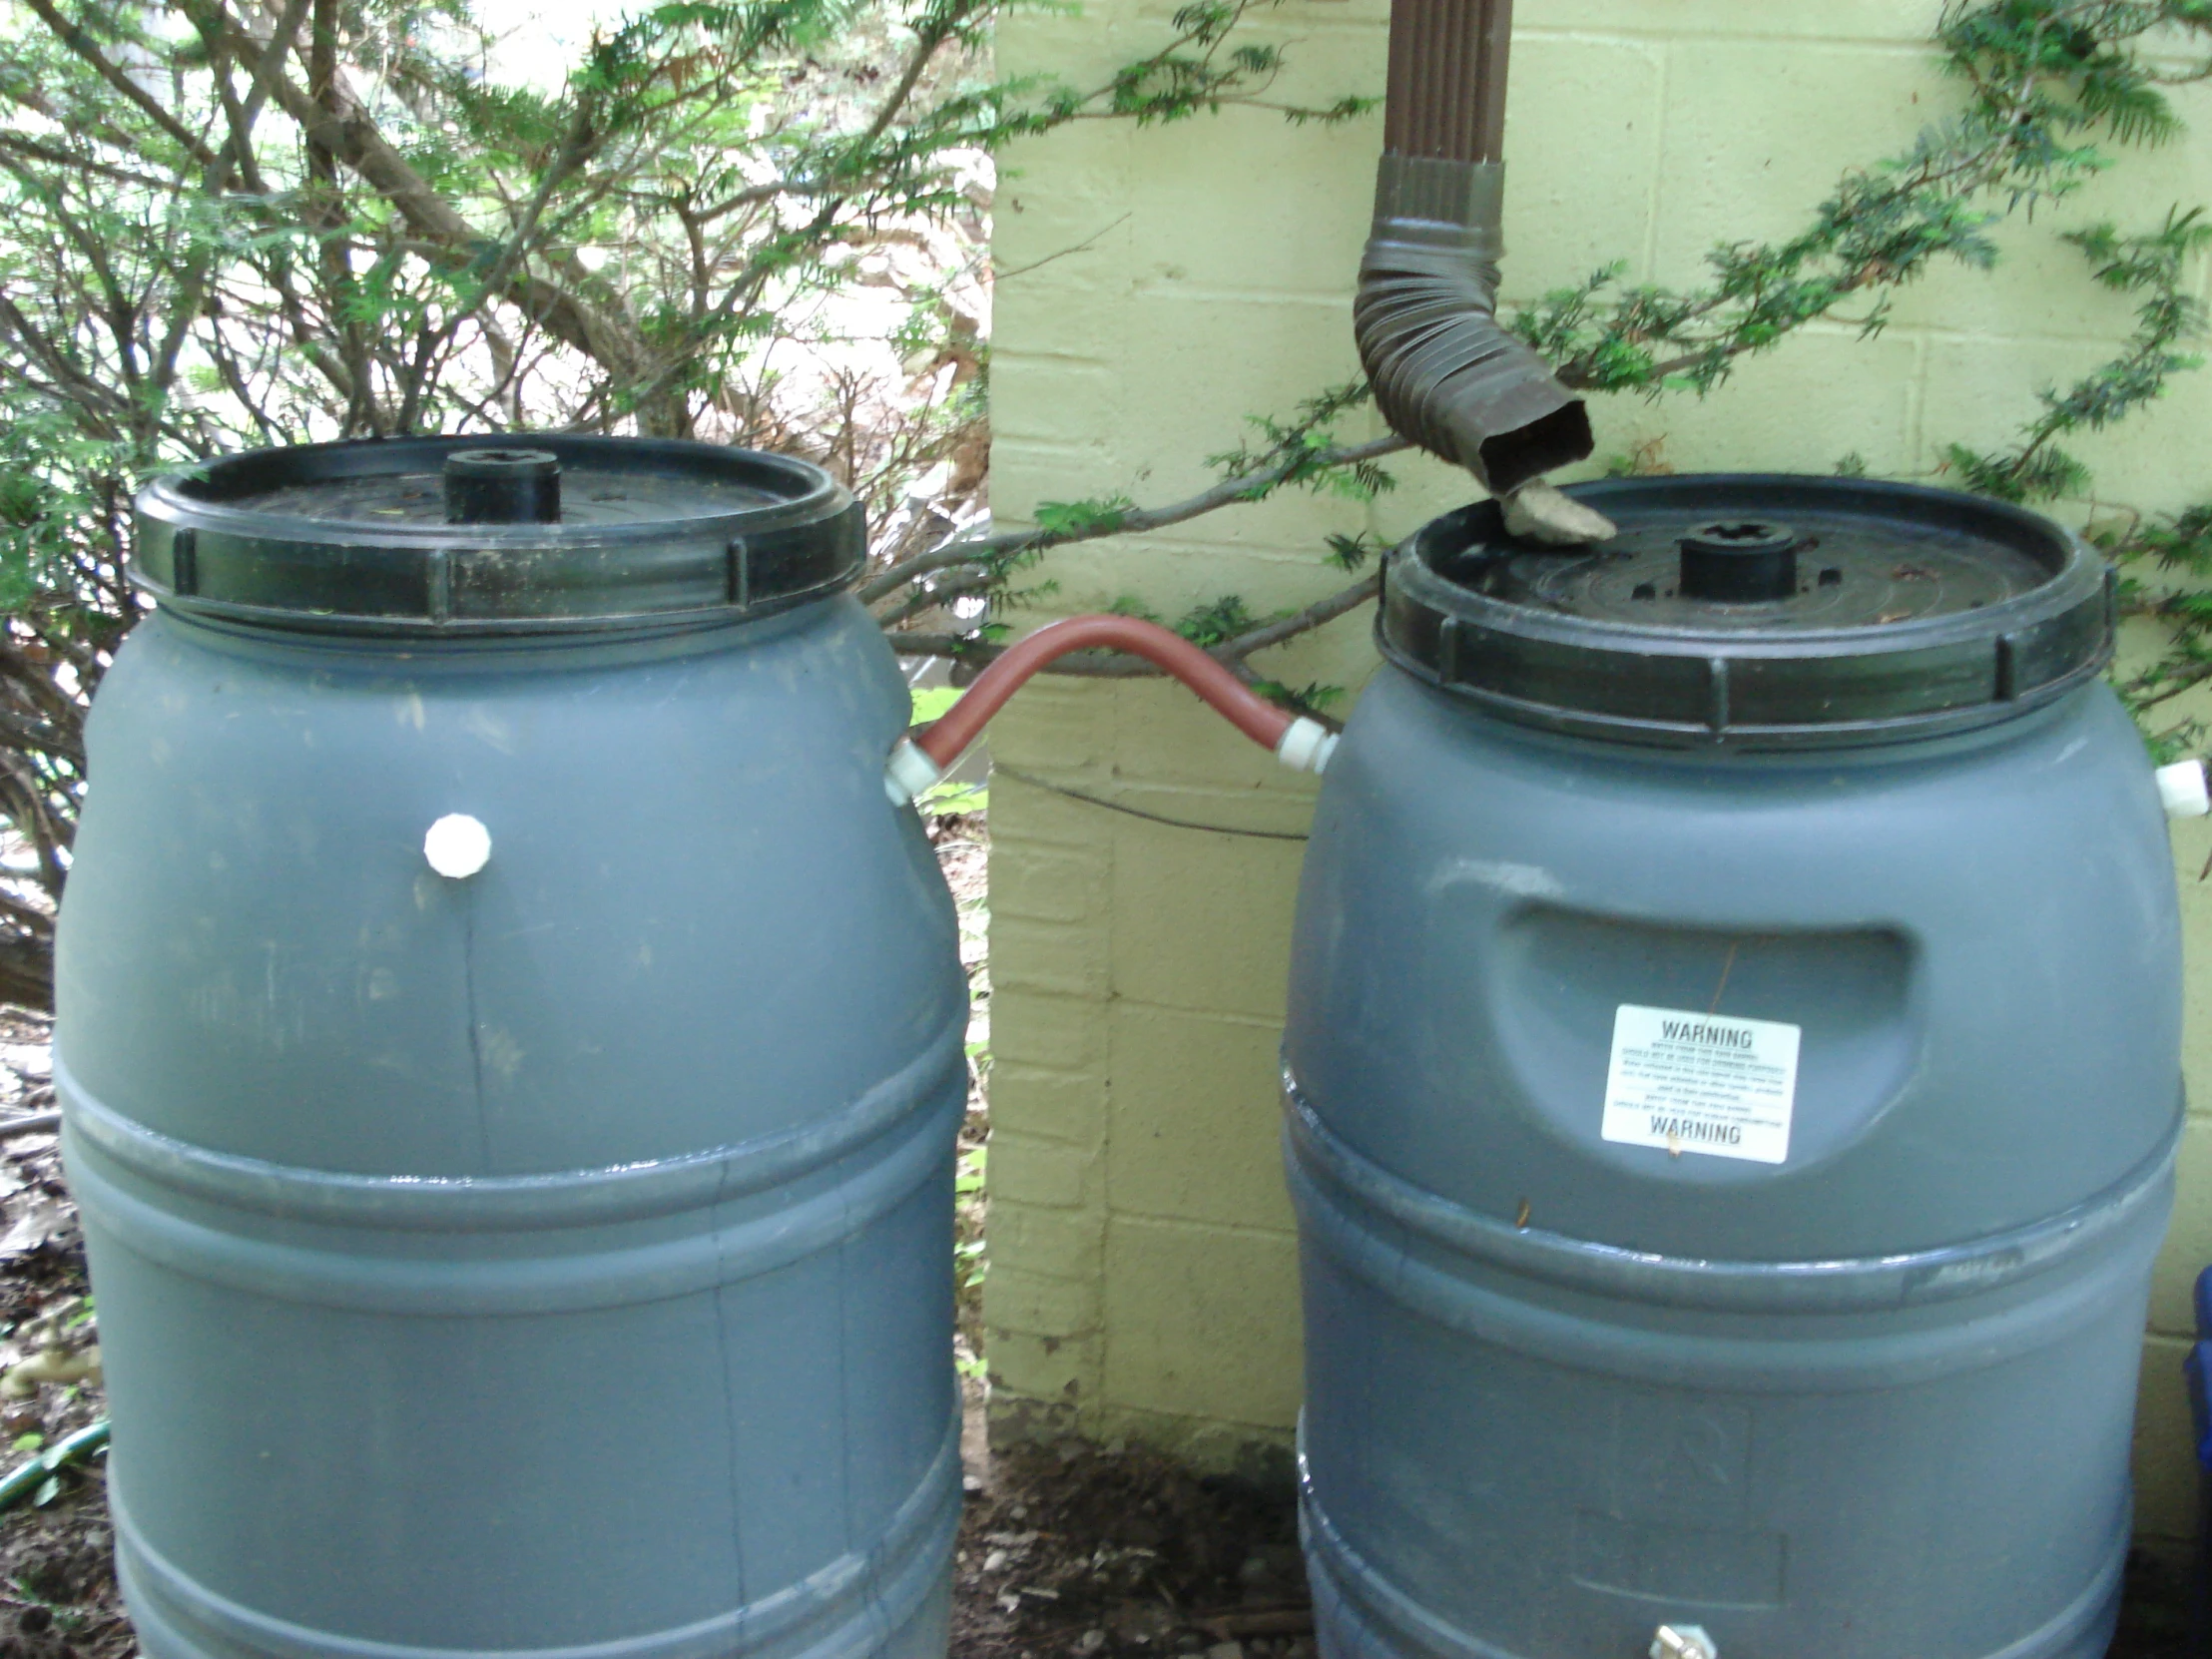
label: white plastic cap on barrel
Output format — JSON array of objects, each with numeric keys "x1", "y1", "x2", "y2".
[
  {"x1": 2157, "y1": 760, "x2": 2211, "y2": 821},
  {"x1": 424, "y1": 814, "x2": 492, "y2": 878}
]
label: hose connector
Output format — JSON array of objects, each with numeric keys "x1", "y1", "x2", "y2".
[
  {"x1": 885, "y1": 738, "x2": 945, "y2": 807},
  {"x1": 883, "y1": 617, "x2": 1341, "y2": 807},
  {"x1": 1276, "y1": 717, "x2": 1339, "y2": 776},
  {"x1": 2159, "y1": 759, "x2": 2210, "y2": 820},
  {"x1": 1356, "y1": 156, "x2": 1592, "y2": 497}
]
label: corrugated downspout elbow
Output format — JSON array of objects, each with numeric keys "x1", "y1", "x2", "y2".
[{"x1": 1360, "y1": 0, "x2": 1591, "y2": 497}]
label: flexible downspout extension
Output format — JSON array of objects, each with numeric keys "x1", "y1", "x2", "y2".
[
  {"x1": 1358, "y1": 0, "x2": 1592, "y2": 497},
  {"x1": 885, "y1": 616, "x2": 1339, "y2": 805},
  {"x1": 891, "y1": 9, "x2": 1582, "y2": 802}
]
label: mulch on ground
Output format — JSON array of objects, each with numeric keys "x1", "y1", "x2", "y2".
[
  {"x1": 956, "y1": 1437, "x2": 1309, "y2": 1659},
  {"x1": 0, "y1": 1009, "x2": 126, "y2": 1659},
  {"x1": 953, "y1": 1436, "x2": 2199, "y2": 1659}
]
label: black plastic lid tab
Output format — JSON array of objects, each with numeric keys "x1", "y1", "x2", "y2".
[
  {"x1": 134, "y1": 434, "x2": 865, "y2": 635},
  {"x1": 1379, "y1": 475, "x2": 2114, "y2": 750}
]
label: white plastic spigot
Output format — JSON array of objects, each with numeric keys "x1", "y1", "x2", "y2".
[
  {"x1": 423, "y1": 814, "x2": 492, "y2": 878},
  {"x1": 2158, "y1": 760, "x2": 2211, "y2": 821},
  {"x1": 884, "y1": 738, "x2": 947, "y2": 807},
  {"x1": 1275, "y1": 717, "x2": 1340, "y2": 776}
]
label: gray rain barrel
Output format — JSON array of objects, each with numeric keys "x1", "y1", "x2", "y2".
[
  {"x1": 55, "y1": 437, "x2": 966, "y2": 1659},
  {"x1": 1286, "y1": 476, "x2": 2180, "y2": 1659}
]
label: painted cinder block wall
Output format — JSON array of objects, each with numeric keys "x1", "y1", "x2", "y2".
[{"x1": 981, "y1": 0, "x2": 2212, "y2": 1541}]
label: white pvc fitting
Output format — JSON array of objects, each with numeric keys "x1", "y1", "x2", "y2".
[
  {"x1": 423, "y1": 814, "x2": 492, "y2": 879},
  {"x1": 2158, "y1": 760, "x2": 2211, "y2": 821},
  {"x1": 1275, "y1": 717, "x2": 1340, "y2": 777},
  {"x1": 884, "y1": 738, "x2": 947, "y2": 806}
]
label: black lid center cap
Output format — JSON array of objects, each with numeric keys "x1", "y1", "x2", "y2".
[
  {"x1": 1679, "y1": 519, "x2": 1799, "y2": 603},
  {"x1": 445, "y1": 447, "x2": 561, "y2": 525}
]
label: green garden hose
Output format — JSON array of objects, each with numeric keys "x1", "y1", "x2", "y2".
[{"x1": 0, "y1": 1418, "x2": 109, "y2": 1512}]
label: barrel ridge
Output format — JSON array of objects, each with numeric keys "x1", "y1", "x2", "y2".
[
  {"x1": 108, "y1": 1407, "x2": 962, "y2": 1659},
  {"x1": 68, "y1": 1078, "x2": 963, "y2": 1317},
  {"x1": 1283, "y1": 1066, "x2": 2182, "y2": 1315},
  {"x1": 56, "y1": 1021, "x2": 966, "y2": 1233},
  {"x1": 1285, "y1": 1114, "x2": 2173, "y2": 1392},
  {"x1": 1298, "y1": 1457, "x2": 2125, "y2": 1659}
]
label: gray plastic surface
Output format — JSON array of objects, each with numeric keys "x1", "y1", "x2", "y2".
[
  {"x1": 55, "y1": 595, "x2": 965, "y2": 1659},
  {"x1": 1285, "y1": 667, "x2": 2183, "y2": 1659}
]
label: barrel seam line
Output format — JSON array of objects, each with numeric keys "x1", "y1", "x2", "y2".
[{"x1": 460, "y1": 887, "x2": 493, "y2": 1176}]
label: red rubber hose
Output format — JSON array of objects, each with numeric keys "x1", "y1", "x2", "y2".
[{"x1": 915, "y1": 616, "x2": 1298, "y2": 768}]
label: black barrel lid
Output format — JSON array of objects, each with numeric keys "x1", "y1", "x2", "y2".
[
  {"x1": 133, "y1": 435, "x2": 865, "y2": 634},
  {"x1": 1379, "y1": 475, "x2": 2114, "y2": 750}
]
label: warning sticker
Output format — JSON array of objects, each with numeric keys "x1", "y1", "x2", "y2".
[{"x1": 1601, "y1": 1005, "x2": 1801, "y2": 1166}]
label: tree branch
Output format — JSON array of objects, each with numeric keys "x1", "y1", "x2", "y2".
[
  {"x1": 215, "y1": 12, "x2": 652, "y2": 385},
  {"x1": 859, "y1": 435, "x2": 1409, "y2": 606},
  {"x1": 18, "y1": 0, "x2": 223, "y2": 170},
  {"x1": 887, "y1": 570, "x2": 1382, "y2": 688}
]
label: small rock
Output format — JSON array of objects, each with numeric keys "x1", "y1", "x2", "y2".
[
  {"x1": 1075, "y1": 1632, "x2": 1107, "y2": 1656},
  {"x1": 0, "y1": 1199, "x2": 74, "y2": 1262},
  {"x1": 1, "y1": 1045, "x2": 51, "y2": 1082},
  {"x1": 984, "y1": 1549, "x2": 1009, "y2": 1573},
  {"x1": 1207, "y1": 1644, "x2": 1244, "y2": 1659},
  {"x1": 1501, "y1": 480, "x2": 1618, "y2": 547},
  {"x1": 1112, "y1": 1605, "x2": 1176, "y2": 1646}
]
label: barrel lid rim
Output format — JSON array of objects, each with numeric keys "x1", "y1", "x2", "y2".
[
  {"x1": 131, "y1": 434, "x2": 865, "y2": 634},
  {"x1": 138, "y1": 433, "x2": 848, "y2": 536},
  {"x1": 1381, "y1": 473, "x2": 2114, "y2": 750}
]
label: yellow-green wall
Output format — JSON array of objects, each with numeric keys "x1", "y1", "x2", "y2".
[{"x1": 982, "y1": 0, "x2": 2212, "y2": 1543}]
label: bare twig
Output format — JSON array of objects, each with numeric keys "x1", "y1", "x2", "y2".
[
  {"x1": 18, "y1": 0, "x2": 224, "y2": 170},
  {"x1": 858, "y1": 436, "x2": 1408, "y2": 606}
]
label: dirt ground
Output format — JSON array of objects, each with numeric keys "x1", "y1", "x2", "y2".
[
  {"x1": 0, "y1": 816, "x2": 2199, "y2": 1659},
  {"x1": 0, "y1": 1007, "x2": 125, "y2": 1659},
  {"x1": 954, "y1": 1436, "x2": 1310, "y2": 1659},
  {"x1": 956, "y1": 1446, "x2": 2199, "y2": 1659}
]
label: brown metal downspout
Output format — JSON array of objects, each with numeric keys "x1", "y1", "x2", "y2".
[{"x1": 1359, "y1": 0, "x2": 1592, "y2": 497}]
